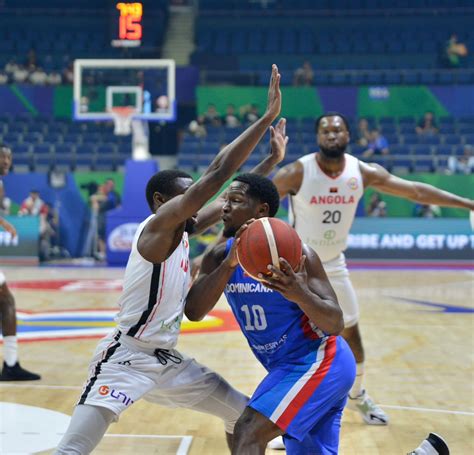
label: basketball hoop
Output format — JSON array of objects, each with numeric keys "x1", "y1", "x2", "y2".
[{"x1": 110, "y1": 106, "x2": 136, "y2": 136}]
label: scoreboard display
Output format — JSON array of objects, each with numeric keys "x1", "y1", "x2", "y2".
[{"x1": 111, "y1": 2, "x2": 143, "y2": 47}]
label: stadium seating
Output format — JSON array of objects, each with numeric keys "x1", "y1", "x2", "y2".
[{"x1": 176, "y1": 115, "x2": 471, "y2": 174}]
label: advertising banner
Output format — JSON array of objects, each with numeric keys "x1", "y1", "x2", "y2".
[
  {"x1": 0, "y1": 216, "x2": 40, "y2": 264},
  {"x1": 346, "y1": 218, "x2": 473, "y2": 261}
]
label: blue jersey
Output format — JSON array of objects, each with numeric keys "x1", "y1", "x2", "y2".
[{"x1": 224, "y1": 239, "x2": 328, "y2": 370}]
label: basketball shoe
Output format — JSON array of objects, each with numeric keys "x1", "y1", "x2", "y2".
[
  {"x1": 0, "y1": 362, "x2": 41, "y2": 381},
  {"x1": 347, "y1": 389, "x2": 388, "y2": 425},
  {"x1": 407, "y1": 433, "x2": 449, "y2": 455}
]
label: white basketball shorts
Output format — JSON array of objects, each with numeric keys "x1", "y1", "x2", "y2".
[
  {"x1": 78, "y1": 330, "x2": 247, "y2": 427},
  {"x1": 323, "y1": 253, "x2": 359, "y2": 328},
  {"x1": 0, "y1": 270, "x2": 6, "y2": 286}
]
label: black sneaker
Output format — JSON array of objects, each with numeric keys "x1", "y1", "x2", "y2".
[
  {"x1": 0, "y1": 362, "x2": 41, "y2": 381},
  {"x1": 427, "y1": 433, "x2": 450, "y2": 455}
]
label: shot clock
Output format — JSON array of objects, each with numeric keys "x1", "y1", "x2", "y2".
[{"x1": 111, "y1": 2, "x2": 143, "y2": 47}]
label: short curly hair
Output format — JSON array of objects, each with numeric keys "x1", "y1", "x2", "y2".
[
  {"x1": 233, "y1": 173, "x2": 280, "y2": 217},
  {"x1": 145, "y1": 169, "x2": 192, "y2": 212}
]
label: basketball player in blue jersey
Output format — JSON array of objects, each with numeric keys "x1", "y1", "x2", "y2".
[
  {"x1": 186, "y1": 174, "x2": 356, "y2": 454},
  {"x1": 272, "y1": 112, "x2": 474, "y2": 426},
  {"x1": 0, "y1": 144, "x2": 41, "y2": 381},
  {"x1": 56, "y1": 66, "x2": 286, "y2": 454}
]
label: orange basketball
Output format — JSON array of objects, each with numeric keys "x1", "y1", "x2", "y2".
[{"x1": 236, "y1": 217, "x2": 303, "y2": 280}]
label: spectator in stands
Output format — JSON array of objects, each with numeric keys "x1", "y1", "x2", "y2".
[
  {"x1": 0, "y1": 181, "x2": 11, "y2": 216},
  {"x1": 355, "y1": 118, "x2": 371, "y2": 147},
  {"x1": 447, "y1": 144, "x2": 474, "y2": 174},
  {"x1": 12, "y1": 65, "x2": 29, "y2": 83},
  {"x1": 62, "y1": 63, "x2": 74, "y2": 84},
  {"x1": 414, "y1": 203, "x2": 441, "y2": 218},
  {"x1": 241, "y1": 104, "x2": 260, "y2": 125},
  {"x1": 18, "y1": 190, "x2": 47, "y2": 217},
  {"x1": 155, "y1": 95, "x2": 169, "y2": 114},
  {"x1": 29, "y1": 67, "x2": 48, "y2": 85},
  {"x1": 26, "y1": 48, "x2": 37, "y2": 69},
  {"x1": 362, "y1": 129, "x2": 390, "y2": 158},
  {"x1": 18, "y1": 190, "x2": 56, "y2": 257},
  {"x1": 188, "y1": 115, "x2": 207, "y2": 138},
  {"x1": 4, "y1": 59, "x2": 19, "y2": 76},
  {"x1": 442, "y1": 33, "x2": 468, "y2": 68},
  {"x1": 222, "y1": 104, "x2": 240, "y2": 128},
  {"x1": 202, "y1": 103, "x2": 222, "y2": 127},
  {"x1": 293, "y1": 60, "x2": 314, "y2": 86},
  {"x1": 39, "y1": 203, "x2": 60, "y2": 262},
  {"x1": 47, "y1": 71, "x2": 62, "y2": 85},
  {"x1": 367, "y1": 192, "x2": 387, "y2": 217},
  {"x1": 93, "y1": 179, "x2": 121, "y2": 261},
  {"x1": 416, "y1": 111, "x2": 439, "y2": 136}
]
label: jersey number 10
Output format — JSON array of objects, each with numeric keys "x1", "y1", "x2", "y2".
[{"x1": 241, "y1": 305, "x2": 267, "y2": 331}]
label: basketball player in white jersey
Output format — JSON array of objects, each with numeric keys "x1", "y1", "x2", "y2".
[
  {"x1": 55, "y1": 65, "x2": 284, "y2": 454},
  {"x1": 0, "y1": 144, "x2": 41, "y2": 381},
  {"x1": 272, "y1": 112, "x2": 474, "y2": 425}
]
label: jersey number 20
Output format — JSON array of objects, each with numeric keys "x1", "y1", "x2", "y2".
[
  {"x1": 322, "y1": 210, "x2": 341, "y2": 224},
  {"x1": 241, "y1": 305, "x2": 267, "y2": 331}
]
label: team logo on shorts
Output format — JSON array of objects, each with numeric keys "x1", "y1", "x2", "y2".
[
  {"x1": 99, "y1": 385, "x2": 110, "y2": 396},
  {"x1": 347, "y1": 177, "x2": 359, "y2": 190}
]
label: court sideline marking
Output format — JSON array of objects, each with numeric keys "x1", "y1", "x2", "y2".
[{"x1": 1, "y1": 384, "x2": 473, "y2": 416}]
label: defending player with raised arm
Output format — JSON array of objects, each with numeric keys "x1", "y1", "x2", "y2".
[
  {"x1": 186, "y1": 175, "x2": 356, "y2": 454},
  {"x1": 0, "y1": 144, "x2": 41, "y2": 381},
  {"x1": 55, "y1": 65, "x2": 283, "y2": 455},
  {"x1": 271, "y1": 112, "x2": 474, "y2": 426},
  {"x1": 190, "y1": 117, "x2": 289, "y2": 280}
]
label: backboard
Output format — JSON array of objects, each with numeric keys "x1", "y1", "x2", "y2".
[{"x1": 73, "y1": 59, "x2": 176, "y2": 122}]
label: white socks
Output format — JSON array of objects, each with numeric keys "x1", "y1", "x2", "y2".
[
  {"x1": 349, "y1": 362, "x2": 364, "y2": 398},
  {"x1": 3, "y1": 336, "x2": 18, "y2": 366}
]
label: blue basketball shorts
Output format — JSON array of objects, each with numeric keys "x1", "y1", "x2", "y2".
[{"x1": 248, "y1": 336, "x2": 356, "y2": 455}]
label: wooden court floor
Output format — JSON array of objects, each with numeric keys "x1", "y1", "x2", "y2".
[{"x1": 0, "y1": 266, "x2": 472, "y2": 454}]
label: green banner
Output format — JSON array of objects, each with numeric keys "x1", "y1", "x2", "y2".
[
  {"x1": 197, "y1": 86, "x2": 323, "y2": 119},
  {"x1": 357, "y1": 86, "x2": 449, "y2": 119}
]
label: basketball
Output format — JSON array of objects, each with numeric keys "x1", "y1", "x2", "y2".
[{"x1": 236, "y1": 217, "x2": 303, "y2": 280}]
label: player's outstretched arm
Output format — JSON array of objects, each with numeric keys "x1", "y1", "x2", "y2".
[
  {"x1": 138, "y1": 66, "x2": 281, "y2": 263},
  {"x1": 272, "y1": 160, "x2": 304, "y2": 199},
  {"x1": 186, "y1": 221, "x2": 251, "y2": 321},
  {"x1": 260, "y1": 244, "x2": 344, "y2": 335},
  {"x1": 192, "y1": 117, "x2": 288, "y2": 236},
  {"x1": 185, "y1": 243, "x2": 235, "y2": 321},
  {"x1": 249, "y1": 117, "x2": 289, "y2": 176},
  {"x1": 362, "y1": 162, "x2": 474, "y2": 210}
]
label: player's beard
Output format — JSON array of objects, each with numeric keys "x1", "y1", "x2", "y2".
[
  {"x1": 223, "y1": 225, "x2": 237, "y2": 238},
  {"x1": 319, "y1": 144, "x2": 346, "y2": 159}
]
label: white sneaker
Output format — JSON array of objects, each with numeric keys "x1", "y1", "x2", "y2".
[
  {"x1": 347, "y1": 389, "x2": 389, "y2": 425},
  {"x1": 407, "y1": 433, "x2": 450, "y2": 455},
  {"x1": 267, "y1": 436, "x2": 285, "y2": 450}
]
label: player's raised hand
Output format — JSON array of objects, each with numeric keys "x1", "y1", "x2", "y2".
[
  {"x1": 265, "y1": 64, "x2": 282, "y2": 122},
  {"x1": 269, "y1": 118, "x2": 289, "y2": 165},
  {"x1": 258, "y1": 256, "x2": 308, "y2": 302},
  {"x1": 225, "y1": 218, "x2": 255, "y2": 268}
]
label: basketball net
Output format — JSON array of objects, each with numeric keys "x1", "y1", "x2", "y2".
[{"x1": 110, "y1": 106, "x2": 135, "y2": 136}]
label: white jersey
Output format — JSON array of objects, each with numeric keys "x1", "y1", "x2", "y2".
[
  {"x1": 289, "y1": 153, "x2": 364, "y2": 263},
  {"x1": 115, "y1": 215, "x2": 191, "y2": 348}
]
